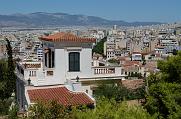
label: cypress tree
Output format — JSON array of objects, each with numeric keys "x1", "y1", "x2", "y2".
[{"x1": 2, "y1": 38, "x2": 16, "y2": 100}]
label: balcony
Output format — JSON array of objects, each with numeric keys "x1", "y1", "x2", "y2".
[
  {"x1": 92, "y1": 66, "x2": 125, "y2": 78},
  {"x1": 93, "y1": 67, "x2": 115, "y2": 74}
]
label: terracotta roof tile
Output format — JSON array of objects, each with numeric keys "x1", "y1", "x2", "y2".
[
  {"x1": 117, "y1": 56, "x2": 126, "y2": 61},
  {"x1": 144, "y1": 61, "x2": 157, "y2": 72},
  {"x1": 39, "y1": 32, "x2": 96, "y2": 43},
  {"x1": 27, "y1": 87, "x2": 94, "y2": 106},
  {"x1": 123, "y1": 61, "x2": 140, "y2": 67}
]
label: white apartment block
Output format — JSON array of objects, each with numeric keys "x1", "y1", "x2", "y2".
[{"x1": 36, "y1": 48, "x2": 43, "y2": 60}]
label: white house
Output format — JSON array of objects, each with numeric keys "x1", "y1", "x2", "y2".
[
  {"x1": 131, "y1": 52, "x2": 142, "y2": 61},
  {"x1": 16, "y1": 32, "x2": 126, "y2": 111}
]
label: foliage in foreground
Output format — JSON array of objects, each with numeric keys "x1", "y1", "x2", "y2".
[
  {"x1": 28, "y1": 101, "x2": 72, "y2": 119},
  {"x1": 145, "y1": 52, "x2": 181, "y2": 119},
  {"x1": 0, "y1": 98, "x2": 13, "y2": 116},
  {"x1": 0, "y1": 39, "x2": 16, "y2": 115},
  {"x1": 145, "y1": 82, "x2": 181, "y2": 119},
  {"x1": 74, "y1": 98, "x2": 155, "y2": 119},
  {"x1": 27, "y1": 98, "x2": 154, "y2": 119},
  {"x1": 94, "y1": 80, "x2": 145, "y2": 101}
]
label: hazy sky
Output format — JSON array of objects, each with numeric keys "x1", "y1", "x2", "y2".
[{"x1": 0, "y1": 0, "x2": 180, "y2": 23}]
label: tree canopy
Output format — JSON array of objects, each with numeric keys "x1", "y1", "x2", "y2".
[
  {"x1": 145, "y1": 52, "x2": 181, "y2": 119},
  {"x1": 27, "y1": 98, "x2": 154, "y2": 119},
  {"x1": 94, "y1": 80, "x2": 145, "y2": 101},
  {"x1": 157, "y1": 52, "x2": 181, "y2": 83},
  {"x1": 0, "y1": 38, "x2": 16, "y2": 115},
  {"x1": 92, "y1": 37, "x2": 106, "y2": 55}
]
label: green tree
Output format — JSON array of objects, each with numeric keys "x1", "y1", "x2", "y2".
[
  {"x1": 73, "y1": 97, "x2": 155, "y2": 119},
  {"x1": 108, "y1": 58, "x2": 119, "y2": 64},
  {"x1": 0, "y1": 38, "x2": 16, "y2": 115},
  {"x1": 8, "y1": 104, "x2": 18, "y2": 119},
  {"x1": 145, "y1": 52, "x2": 181, "y2": 118},
  {"x1": 92, "y1": 37, "x2": 106, "y2": 55},
  {"x1": 94, "y1": 80, "x2": 145, "y2": 101},
  {"x1": 0, "y1": 60, "x2": 8, "y2": 94},
  {"x1": 0, "y1": 38, "x2": 17, "y2": 100},
  {"x1": 28, "y1": 101, "x2": 73, "y2": 119},
  {"x1": 157, "y1": 51, "x2": 181, "y2": 83},
  {"x1": 145, "y1": 82, "x2": 181, "y2": 119},
  {"x1": 27, "y1": 98, "x2": 154, "y2": 119}
]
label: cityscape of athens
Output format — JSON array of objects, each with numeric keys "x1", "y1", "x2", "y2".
[{"x1": 0, "y1": 0, "x2": 181, "y2": 119}]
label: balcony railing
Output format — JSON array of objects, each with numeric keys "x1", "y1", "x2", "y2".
[{"x1": 93, "y1": 67, "x2": 115, "y2": 74}]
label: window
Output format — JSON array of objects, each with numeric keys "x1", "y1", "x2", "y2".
[
  {"x1": 92, "y1": 90, "x2": 96, "y2": 95},
  {"x1": 34, "y1": 71, "x2": 36, "y2": 76},
  {"x1": 47, "y1": 71, "x2": 53, "y2": 76},
  {"x1": 29, "y1": 71, "x2": 36, "y2": 77},
  {"x1": 48, "y1": 50, "x2": 51, "y2": 68},
  {"x1": 52, "y1": 51, "x2": 55, "y2": 68},
  {"x1": 91, "y1": 62, "x2": 93, "y2": 66},
  {"x1": 121, "y1": 69, "x2": 124, "y2": 75},
  {"x1": 69, "y1": 52, "x2": 80, "y2": 72},
  {"x1": 29, "y1": 71, "x2": 32, "y2": 76},
  {"x1": 45, "y1": 52, "x2": 47, "y2": 67}
]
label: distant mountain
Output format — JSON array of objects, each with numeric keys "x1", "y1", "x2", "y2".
[{"x1": 0, "y1": 12, "x2": 163, "y2": 27}]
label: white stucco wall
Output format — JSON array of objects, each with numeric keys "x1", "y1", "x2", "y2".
[
  {"x1": 53, "y1": 47, "x2": 93, "y2": 84},
  {"x1": 65, "y1": 48, "x2": 93, "y2": 79},
  {"x1": 53, "y1": 48, "x2": 67, "y2": 84}
]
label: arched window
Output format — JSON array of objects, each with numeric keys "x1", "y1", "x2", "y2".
[{"x1": 69, "y1": 52, "x2": 80, "y2": 72}]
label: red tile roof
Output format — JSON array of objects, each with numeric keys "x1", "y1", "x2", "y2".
[
  {"x1": 123, "y1": 61, "x2": 140, "y2": 67},
  {"x1": 144, "y1": 61, "x2": 157, "y2": 72},
  {"x1": 117, "y1": 56, "x2": 126, "y2": 61},
  {"x1": 27, "y1": 87, "x2": 94, "y2": 106},
  {"x1": 39, "y1": 32, "x2": 96, "y2": 43}
]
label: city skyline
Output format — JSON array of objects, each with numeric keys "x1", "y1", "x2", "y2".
[{"x1": 0, "y1": 0, "x2": 181, "y2": 23}]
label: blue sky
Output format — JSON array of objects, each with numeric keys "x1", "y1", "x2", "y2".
[{"x1": 0, "y1": 0, "x2": 180, "y2": 23}]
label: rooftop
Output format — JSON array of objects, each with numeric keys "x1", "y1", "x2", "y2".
[
  {"x1": 123, "y1": 61, "x2": 140, "y2": 67},
  {"x1": 27, "y1": 86, "x2": 94, "y2": 106},
  {"x1": 39, "y1": 32, "x2": 96, "y2": 43}
]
